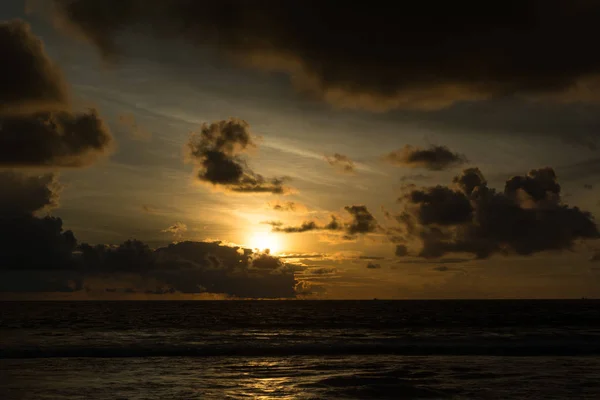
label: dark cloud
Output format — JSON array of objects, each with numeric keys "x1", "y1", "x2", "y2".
[
  {"x1": 0, "y1": 19, "x2": 69, "y2": 114},
  {"x1": 0, "y1": 20, "x2": 113, "y2": 168},
  {"x1": 358, "y1": 255, "x2": 385, "y2": 261},
  {"x1": 395, "y1": 245, "x2": 408, "y2": 257},
  {"x1": 185, "y1": 118, "x2": 289, "y2": 194},
  {"x1": 269, "y1": 205, "x2": 378, "y2": 238},
  {"x1": 384, "y1": 145, "x2": 467, "y2": 171},
  {"x1": 392, "y1": 167, "x2": 599, "y2": 259},
  {"x1": 584, "y1": 184, "x2": 594, "y2": 190},
  {"x1": 0, "y1": 109, "x2": 113, "y2": 167},
  {"x1": 278, "y1": 253, "x2": 325, "y2": 259},
  {"x1": 48, "y1": 1, "x2": 600, "y2": 110},
  {"x1": 433, "y1": 266, "x2": 450, "y2": 272},
  {"x1": 344, "y1": 205, "x2": 378, "y2": 235},
  {"x1": 303, "y1": 267, "x2": 337, "y2": 276},
  {"x1": 0, "y1": 171, "x2": 61, "y2": 216},
  {"x1": 325, "y1": 153, "x2": 355, "y2": 174},
  {"x1": 0, "y1": 170, "x2": 304, "y2": 298},
  {"x1": 366, "y1": 262, "x2": 381, "y2": 269},
  {"x1": 269, "y1": 201, "x2": 303, "y2": 212},
  {"x1": 0, "y1": 172, "x2": 77, "y2": 281},
  {"x1": 399, "y1": 174, "x2": 431, "y2": 182}
]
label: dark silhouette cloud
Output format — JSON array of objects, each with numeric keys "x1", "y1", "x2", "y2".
[
  {"x1": 325, "y1": 153, "x2": 355, "y2": 174},
  {"x1": 268, "y1": 201, "x2": 305, "y2": 212},
  {"x1": 0, "y1": 171, "x2": 61, "y2": 216},
  {"x1": 269, "y1": 205, "x2": 378, "y2": 238},
  {"x1": 584, "y1": 184, "x2": 593, "y2": 190},
  {"x1": 433, "y1": 266, "x2": 450, "y2": 272},
  {"x1": 47, "y1": 1, "x2": 600, "y2": 110},
  {"x1": 366, "y1": 262, "x2": 381, "y2": 269},
  {"x1": 0, "y1": 171, "x2": 77, "y2": 278},
  {"x1": 395, "y1": 245, "x2": 408, "y2": 257},
  {"x1": 392, "y1": 167, "x2": 599, "y2": 259},
  {"x1": 185, "y1": 118, "x2": 289, "y2": 194},
  {"x1": 384, "y1": 145, "x2": 467, "y2": 171},
  {"x1": 344, "y1": 205, "x2": 378, "y2": 235},
  {"x1": 0, "y1": 109, "x2": 113, "y2": 167},
  {"x1": 0, "y1": 171, "x2": 303, "y2": 298},
  {"x1": 0, "y1": 20, "x2": 113, "y2": 168},
  {"x1": 0, "y1": 20, "x2": 69, "y2": 114}
]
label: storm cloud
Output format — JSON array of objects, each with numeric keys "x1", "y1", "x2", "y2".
[
  {"x1": 392, "y1": 167, "x2": 599, "y2": 259},
  {"x1": 0, "y1": 19, "x2": 113, "y2": 168},
  {"x1": 185, "y1": 118, "x2": 289, "y2": 194},
  {"x1": 384, "y1": 145, "x2": 467, "y2": 171},
  {"x1": 0, "y1": 19, "x2": 69, "y2": 114},
  {"x1": 0, "y1": 109, "x2": 113, "y2": 168},
  {"x1": 47, "y1": 1, "x2": 600, "y2": 110}
]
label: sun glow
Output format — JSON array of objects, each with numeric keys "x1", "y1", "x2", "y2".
[{"x1": 249, "y1": 231, "x2": 282, "y2": 254}]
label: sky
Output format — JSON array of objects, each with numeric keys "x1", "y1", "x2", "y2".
[{"x1": 2, "y1": 0, "x2": 600, "y2": 299}]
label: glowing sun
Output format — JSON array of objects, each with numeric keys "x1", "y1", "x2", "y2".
[{"x1": 249, "y1": 231, "x2": 281, "y2": 254}]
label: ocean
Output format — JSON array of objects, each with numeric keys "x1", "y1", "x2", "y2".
[{"x1": 2, "y1": 300, "x2": 600, "y2": 399}]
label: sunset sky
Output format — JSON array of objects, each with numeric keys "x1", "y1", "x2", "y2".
[{"x1": 2, "y1": 0, "x2": 600, "y2": 299}]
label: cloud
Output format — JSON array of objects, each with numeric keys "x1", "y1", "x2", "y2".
[
  {"x1": 399, "y1": 174, "x2": 431, "y2": 182},
  {"x1": 0, "y1": 171, "x2": 305, "y2": 298},
  {"x1": 0, "y1": 20, "x2": 69, "y2": 114},
  {"x1": 384, "y1": 145, "x2": 467, "y2": 171},
  {"x1": 366, "y1": 262, "x2": 381, "y2": 269},
  {"x1": 267, "y1": 201, "x2": 306, "y2": 212},
  {"x1": 395, "y1": 245, "x2": 408, "y2": 257},
  {"x1": 303, "y1": 267, "x2": 337, "y2": 276},
  {"x1": 269, "y1": 205, "x2": 378, "y2": 238},
  {"x1": 584, "y1": 184, "x2": 593, "y2": 190},
  {"x1": 0, "y1": 109, "x2": 113, "y2": 168},
  {"x1": 118, "y1": 113, "x2": 151, "y2": 141},
  {"x1": 46, "y1": 1, "x2": 600, "y2": 110},
  {"x1": 325, "y1": 153, "x2": 355, "y2": 174},
  {"x1": 0, "y1": 171, "x2": 61, "y2": 216},
  {"x1": 185, "y1": 118, "x2": 290, "y2": 194},
  {"x1": 161, "y1": 222, "x2": 187, "y2": 240},
  {"x1": 391, "y1": 167, "x2": 599, "y2": 259},
  {"x1": 0, "y1": 171, "x2": 78, "y2": 294},
  {"x1": 433, "y1": 266, "x2": 450, "y2": 272},
  {"x1": 141, "y1": 204, "x2": 159, "y2": 214},
  {"x1": 0, "y1": 20, "x2": 113, "y2": 168}
]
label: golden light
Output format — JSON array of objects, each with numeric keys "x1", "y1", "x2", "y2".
[{"x1": 248, "y1": 231, "x2": 282, "y2": 254}]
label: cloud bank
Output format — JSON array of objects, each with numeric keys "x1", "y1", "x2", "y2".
[
  {"x1": 391, "y1": 167, "x2": 599, "y2": 259},
  {"x1": 47, "y1": 1, "x2": 600, "y2": 110}
]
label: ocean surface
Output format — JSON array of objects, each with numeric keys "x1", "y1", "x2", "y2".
[{"x1": 2, "y1": 300, "x2": 600, "y2": 399}]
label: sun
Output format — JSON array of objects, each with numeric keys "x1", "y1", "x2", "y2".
[{"x1": 248, "y1": 231, "x2": 281, "y2": 254}]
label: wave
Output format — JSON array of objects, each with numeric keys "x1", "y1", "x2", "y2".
[{"x1": 3, "y1": 340, "x2": 600, "y2": 358}]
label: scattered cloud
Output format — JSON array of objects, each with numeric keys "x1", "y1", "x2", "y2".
[
  {"x1": 384, "y1": 145, "x2": 467, "y2": 171},
  {"x1": 325, "y1": 153, "x2": 355, "y2": 174},
  {"x1": 185, "y1": 118, "x2": 290, "y2": 194}
]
